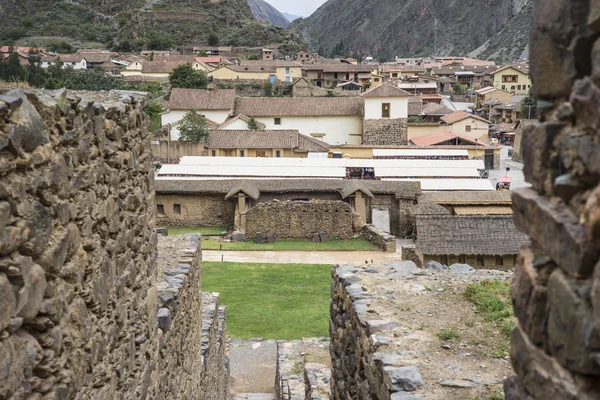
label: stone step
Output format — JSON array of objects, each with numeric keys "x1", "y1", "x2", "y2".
[{"x1": 232, "y1": 393, "x2": 276, "y2": 400}]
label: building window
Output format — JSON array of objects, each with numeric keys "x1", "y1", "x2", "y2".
[
  {"x1": 382, "y1": 103, "x2": 391, "y2": 118},
  {"x1": 501, "y1": 85, "x2": 506, "y2": 90},
  {"x1": 374, "y1": 78, "x2": 379, "y2": 82},
  {"x1": 502, "y1": 75, "x2": 518, "y2": 83},
  {"x1": 256, "y1": 151, "x2": 266, "y2": 157},
  {"x1": 517, "y1": 85, "x2": 521, "y2": 90},
  {"x1": 157, "y1": 204, "x2": 165, "y2": 216},
  {"x1": 392, "y1": 73, "x2": 398, "y2": 78},
  {"x1": 173, "y1": 204, "x2": 181, "y2": 215},
  {"x1": 286, "y1": 67, "x2": 290, "y2": 74},
  {"x1": 211, "y1": 150, "x2": 216, "y2": 157},
  {"x1": 334, "y1": 72, "x2": 338, "y2": 79},
  {"x1": 274, "y1": 117, "x2": 281, "y2": 125},
  {"x1": 240, "y1": 150, "x2": 245, "y2": 157},
  {"x1": 511, "y1": 86, "x2": 515, "y2": 91},
  {"x1": 275, "y1": 150, "x2": 281, "y2": 157},
  {"x1": 465, "y1": 125, "x2": 472, "y2": 132}
]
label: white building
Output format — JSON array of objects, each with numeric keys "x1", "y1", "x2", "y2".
[
  {"x1": 162, "y1": 82, "x2": 410, "y2": 145},
  {"x1": 161, "y1": 89, "x2": 236, "y2": 140}
]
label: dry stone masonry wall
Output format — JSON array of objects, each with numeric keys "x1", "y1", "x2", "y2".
[
  {"x1": 0, "y1": 89, "x2": 158, "y2": 399},
  {"x1": 0, "y1": 89, "x2": 229, "y2": 400},
  {"x1": 507, "y1": 0, "x2": 600, "y2": 398},
  {"x1": 155, "y1": 235, "x2": 229, "y2": 400},
  {"x1": 246, "y1": 200, "x2": 354, "y2": 240},
  {"x1": 362, "y1": 119, "x2": 408, "y2": 146},
  {"x1": 360, "y1": 225, "x2": 396, "y2": 252}
]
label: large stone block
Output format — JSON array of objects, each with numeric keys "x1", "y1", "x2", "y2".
[
  {"x1": 530, "y1": 0, "x2": 593, "y2": 99},
  {"x1": 512, "y1": 188, "x2": 599, "y2": 278}
]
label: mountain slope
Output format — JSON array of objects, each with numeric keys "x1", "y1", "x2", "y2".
[
  {"x1": 283, "y1": 12, "x2": 302, "y2": 22},
  {"x1": 290, "y1": 0, "x2": 531, "y2": 62},
  {"x1": 245, "y1": 0, "x2": 289, "y2": 28},
  {"x1": 0, "y1": 0, "x2": 303, "y2": 51}
]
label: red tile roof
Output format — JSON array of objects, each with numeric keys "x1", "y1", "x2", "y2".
[
  {"x1": 410, "y1": 131, "x2": 485, "y2": 146},
  {"x1": 440, "y1": 111, "x2": 492, "y2": 125}
]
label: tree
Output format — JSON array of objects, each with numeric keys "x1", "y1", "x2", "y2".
[
  {"x1": 169, "y1": 63, "x2": 208, "y2": 89},
  {"x1": 208, "y1": 33, "x2": 220, "y2": 46},
  {"x1": 0, "y1": 53, "x2": 27, "y2": 82},
  {"x1": 197, "y1": 50, "x2": 208, "y2": 57},
  {"x1": 263, "y1": 82, "x2": 273, "y2": 97},
  {"x1": 247, "y1": 116, "x2": 260, "y2": 130},
  {"x1": 178, "y1": 110, "x2": 209, "y2": 142},
  {"x1": 145, "y1": 101, "x2": 166, "y2": 132},
  {"x1": 247, "y1": 54, "x2": 260, "y2": 60}
]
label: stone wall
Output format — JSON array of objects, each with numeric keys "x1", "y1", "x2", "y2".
[
  {"x1": 360, "y1": 225, "x2": 396, "y2": 252},
  {"x1": 152, "y1": 140, "x2": 206, "y2": 163},
  {"x1": 362, "y1": 118, "x2": 408, "y2": 146},
  {"x1": 0, "y1": 89, "x2": 229, "y2": 400},
  {"x1": 0, "y1": 89, "x2": 158, "y2": 399},
  {"x1": 245, "y1": 200, "x2": 354, "y2": 240},
  {"x1": 155, "y1": 236, "x2": 229, "y2": 400},
  {"x1": 506, "y1": 1, "x2": 600, "y2": 398},
  {"x1": 275, "y1": 338, "x2": 331, "y2": 400},
  {"x1": 155, "y1": 194, "x2": 235, "y2": 227}
]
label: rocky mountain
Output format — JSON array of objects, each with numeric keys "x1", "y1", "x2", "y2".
[
  {"x1": 290, "y1": 0, "x2": 532, "y2": 62},
  {"x1": 0, "y1": 0, "x2": 304, "y2": 52},
  {"x1": 283, "y1": 12, "x2": 302, "y2": 23},
  {"x1": 245, "y1": 0, "x2": 290, "y2": 28}
]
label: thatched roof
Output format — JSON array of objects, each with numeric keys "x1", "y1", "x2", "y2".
[
  {"x1": 339, "y1": 180, "x2": 374, "y2": 199},
  {"x1": 409, "y1": 202, "x2": 450, "y2": 216},
  {"x1": 420, "y1": 191, "x2": 512, "y2": 205},
  {"x1": 235, "y1": 97, "x2": 364, "y2": 117},
  {"x1": 169, "y1": 88, "x2": 236, "y2": 110},
  {"x1": 416, "y1": 215, "x2": 529, "y2": 256},
  {"x1": 156, "y1": 179, "x2": 421, "y2": 200},
  {"x1": 225, "y1": 181, "x2": 261, "y2": 200}
]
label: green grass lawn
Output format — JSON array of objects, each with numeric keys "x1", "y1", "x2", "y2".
[
  {"x1": 163, "y1": 226, "x2": 228, "y2": 236},
  {"x1": 202, "y1": 237, "x2": 377, "y2": 251},
  {"x1": 202, "y1": 262, "x2": 331, "y2": 339}
]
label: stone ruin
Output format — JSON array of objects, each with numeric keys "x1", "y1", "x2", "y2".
[
  {"x1": 0, "y1": 89, "x2": 227, "y2": 399},
  {"x1": 505, "y1": 0, "x2": 600, "y2": 398}
]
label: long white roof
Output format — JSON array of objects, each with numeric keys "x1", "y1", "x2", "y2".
[
  {"x1": 372, "y1": 149, "x2": 469, "y2": 157},
  {"x1": 177, "y1": 156, "x2": 484, "y2": 169},
  {"x1": 384, "y1": 178, "x2": 495, "y2": 191}
]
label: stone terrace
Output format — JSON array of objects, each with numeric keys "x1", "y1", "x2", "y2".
[{"x1": 330, "y1": 263, "x2": 514, "y2": 400}]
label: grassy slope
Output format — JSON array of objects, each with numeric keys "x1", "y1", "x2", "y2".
[
  {"x1": 202, "y1": 262, "x2": 331, "y2": 339},
  {"x1": 201, "y1": 237, "x2": 377, "y2": 251},
  {"x1": 164, "y1": 226, "x2": 228, "y2": 236}
]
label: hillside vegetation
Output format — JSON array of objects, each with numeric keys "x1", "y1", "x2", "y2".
[
  {"x1": 0, "y1": 0, "x2": 304, "y2": 51},
  {"x1": 290, "y1": 0, "x2": 532, "y2": 62}
]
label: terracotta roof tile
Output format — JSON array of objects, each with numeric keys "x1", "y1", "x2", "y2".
[
  {"x1": 168, "y1": 88, "x2": 236, "y2": 110},
  {"x1": 361, "y1": 82, "x2": 411, "y2": 98},
  {"x1": 235, "y1": 97, "x2": 364, "y2": 117},
  {"x1": 440, "y1": 111, "x2": 492, "y2": 125}
]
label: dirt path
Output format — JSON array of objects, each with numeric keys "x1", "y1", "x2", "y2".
[
  {"x1": 203, "y1": 250, "x2": 402, "y2": 265},
  {"x1": 230, "y1": 339, "x2": 278, "y2": 395}
]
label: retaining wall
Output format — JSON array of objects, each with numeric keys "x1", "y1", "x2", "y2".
[{"x1": 360, "y1": 225, "x2": 396, "y2": 252}]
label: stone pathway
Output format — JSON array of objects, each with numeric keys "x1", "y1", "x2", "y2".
[
  {"x1": 203, "y1": 250, "x2": 401, "y2": 266},
  {"x1": 230, "y1": 339, "x2": 278, "y2": 397}
]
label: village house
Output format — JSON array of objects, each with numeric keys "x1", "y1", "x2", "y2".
[
  {"x1": 490, "y1": 64, "x2": 531, "y2": 95},
  {"x1": 378, "y1": 64, "x2": 427, "y2": 79},
  {"x1": 192, "y1": 46, "x2": 232, "y2": 55},
  {"x1": 490, "y1": 102, "x2": 521, "y2": 124},
  {"x1": 262, "y1": 49, "x2": 275, "y2": 61},
  {"x1": 511, "y1": 119, "x2": 537, "y2": 162},
  {"x1": 204, "y1": 129, "x2": 329, "y2": 157},
  {"x1": 474, "y1": 86, "x2": 513, "y2": 108},
  {"x1": 210, "y1": 60, "x2": 302, "y2": 83},
  {"x1": 296, "y1": 51, "x2": 316, "y2": 64},
  {"x1": 439, "y1": 111, "x2": 492, "y2": 142},
  {"x1": 161, "y1": 89, "x2": 236, "y2": 140},
  {"x1": 303, "y1": 63, "x2": 374, "y2": 87},
  {"x1": 40, "y1": 54, "x2": 87, "y2": 69},
  {"x1": 431, "y1": 65, "x2": 500, "y2": 91}
]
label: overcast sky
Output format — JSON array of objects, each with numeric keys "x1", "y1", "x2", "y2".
[{"x1": 265, "y1": 0, "x2": 327, "y2": 17}]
